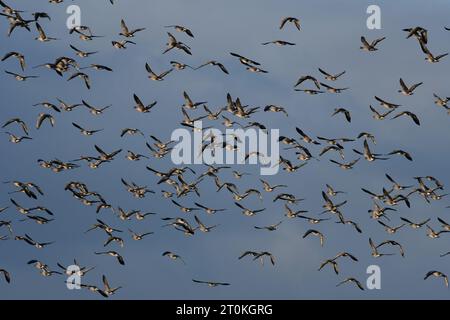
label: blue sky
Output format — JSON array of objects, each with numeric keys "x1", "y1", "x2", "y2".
[{"x1": 0, "y1": 0, "x2": 449, "y2": 299}]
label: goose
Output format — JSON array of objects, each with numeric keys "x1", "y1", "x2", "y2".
[
  {"x1": 433, "y1": 93, "x2": 450, "y2": 108},
  {"x1": 133, "y1": 94, "x2": 157, "y2": 113},
  {"x1": 85, "y1": 219, "x2": 122, "y2": 235},
  {"x1": 0, "y1": 220, "x2": 12, "y2": 234},
  {"x1": 264, "y1": 105, "x2": 288, "y2": 116},
  {"x1": 194, "y1": 203, "x2": 225, "y2": 214},
  {"x1": 369, "y1": 105, "x2": 394, "y2": 120},
  {"x1": 260, "y1": 179, "x2": 287, "y2": 192},
  {"x1": 230, "y1": 52, "x2": 261, "y2": 66},
  {"x1": 2, "y1": 118, "x2": 28, "y2": 135},
  {"x1": 325, "y1": 184, "x2": 346, "y2": 197},
  {"x1": 36, "y1": 113, "x2": 55, "y2": 129},
  {"x1": 378, "y1": 221, "x2": 405, "y2": 234},
  {"x1": 182, "y1": 91, "x2": 207, "y2": 109},
  {"x1": 192, "y1": 279, "x2": 230, "y2": 287},
  {"x1": 194, "y1": 215, "x2": 218, "y2": 232},
  {"x1": 35, "y1": 22, "x2": 57, "y2": 42},
  {"x1": 20, "y1": 215, "x2": 53, "y2": 225},
  {"x1": 0, "y1": 269, "x2": 10, "y2": 283},
  {"x1": 33, "y1": 101, "x2": 60, "y2": 112},
  {"x1": 145, "y1": 62, "x2": 173, "y2": 81},
  {"x1": 254, "y1": 221, "x2": 282, "y2": 231},
  {"x1": 376, "y1": 240, "x2": 405, "y2": 257},
  {"x1": 1, "y1": 51, "x2": 25, "y2": 70},
  {"x1": 318, "y1": 259, "x2": 339, "y2": 274},
  {"x1": 261, "y1": 40, "x2": 295, "y2": 46},
  {"x1": 72, "y1": 122, "x2": 103, "y2": 136},
  {"x1": 246, "y1": 65, "x2": 268, "y2": 73},
  {"x1": 165, "y1": 25, "x2": 194, "y2": 37},
  {"x1": 369, "y1": 238, "x2": 394, "y2": 258},
  {"x1": 15, "y1": 234, "x2": 54, "y2": 249},
  {"x1": 336, "y1": 278, "x2": 364, "y2": 290},
  {"x1": 398, "y1": 78, "x2": 422, "y2": 96},
  {"x1": 57, "y1": 259, "x2": 95, "y2": 276},
  {"x1": 360, "y1": 36, "x2": 385, "y2": 51},
  {"x1": 94, "y1": 251, "x2": 125, "y2": 265},
  {"x1": 111, "y1": 39, "x2": 136, "y2": 49},
  {"x1": 329, "y1": 158, "x2": 360, "y2": 170},
  {"x1": 321, "y1": 83, "x2": 349, "y2": 93},
  {"x1": 81, "y1": 64, "x2": 113, "y2": 72},
  {"x1": 119, "y1": 19, "x2": 145, "y2": 37},
  {"x1": 426, "y1": 225, "x2": 449, "y2": 239},
  {"x1": 125, "y1": 150, "x2": 148, "y2": 162},
  {"x1": 69, "y1": 44, "x2": 97, "y2": 58},
  {"x1": 103, "y1": 235, "x2": 124, "y2": 247},
  {"x1": 357, "y1": 132, "x2": 376, "y2": 144},
  {"x1": 135, "y1": 211, "x2": 156, "y2": 221},
  {"x1": 302, "y1": 229, "x2": 324, "y2": 246},
  {"x1": 4, "y1": 70, "x2": 38, "y2": 81},
  {"x1": 32, "y1": 12, "x2": 51, "y2": 21},
  {"x1": 382, "y1": 188, "x2": 410, "y2": 207},
  {"x1": 171, "y1": 200, "x2": 199, "y2": 213},
  {"x1": 333, "y1": 252, "x2": 359, "y2": 262},
  {"x1": 353, "y1": 140, "x2": 389, "y2": 161},
  {"x1": 4, "y1": 132, "x2": 31, "y2": 143},
  {"x1": 295, "y1": 127, "x2": 320, "y2": 145},
  {"x1": 56, "y1": 99, "x2": 82, "y2": 112},
  {"x1": 391, "y1": 111, "x2": 420, "y2": 126},
  {"x1": 374, "y1": 96, "x2": 401, "y2": 110},
  {"x1": 400, "y1": 217, "x2": 430, "y2": 229},
  {"x1": 420, "y1": 40, "x2": 448, "y2": 63},
  {"x1": 101, "y1": 275, "x2": 122, "y2": 296},
  {"x1": 440, "y1": 252, "x2": 450, "y2": 257},
  {"x1": 331, "y1": 108, "x2": 351, "y2": 122},
  {"x1": 129, "y1": 229, "x2": 153, "y2": 241},
  {"x1": 403, "y1": 27, "x2": 427, "y2": 43},
  {"x1": 424, "y1": 271, "x2": 448, "y2": 287},
  {"x1": 163, "y1": 32, "x2": 191, "y2": 55},
  {"x1": 94, "y1": 145, "x2": 122, "y2": 161},
  {"x1": 120, "y1": 128, "x2": 144, "y2": 137},
  {"x1": 280, "y1": 17, "x2": 301, "y2": 30},
  {"x1": 318, "y1": 68, "x2": 345, "y2": 81},
  {"x1": 162, "y1": 251, "x2": 186, "y2": 264},
  {"x1": 67, "y1": 72, "x2": 91, "y2": 89},
  {"x1": 195, "y1": 60, "x2": 229, "y2": 74},
  {"x1": 437, "y1": 217, "x2": 450, "y2": 231},
  {"x1": 234, "y1": 202, "x2": 265, "y2": 217},
  {"x1": 321, "y1": 191, "x2": 347, "y2": 214},
  {"x1": 294, "y1": 75, "x2": 320, "y2": 89}
]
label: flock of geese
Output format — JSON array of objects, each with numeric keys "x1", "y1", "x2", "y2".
[{"x1": 0, "y1": 0, "x2": 449, "y2": 298}]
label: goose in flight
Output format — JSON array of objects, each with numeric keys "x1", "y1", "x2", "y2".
[
  {"x1": 129, "y1": 229, "x2": 153, "y2": 241},
  {"x1": 262, "y1": 40, "x2": 295, "y2": 46},
  {"x1": 85, "y1": 219, "x2": 122, "y2": 235},
  {"x1": 145, "y1": 62, "x2": 173, "y2": 81},
  {"x1": 374, "y1": 96, "x2": 401, "y2": 110},
  {"x1": 162, "y1": 251, "x2": 186, "y2": 264},
  {"x1": 321, "y1": 191, "x2": 347, "y2": 214},
  {"x1": 194, "y1": 203, "x2": 225, "y2": 214},
  {"x1": 67, "y1": 72, "x2": 91, "y2": 89},
  {"x1": 437, "y1": 217, "x2": 450, "y2": 231},
  {"x1": 194, "y1": 215, "x2": 218, "y2": 233},
  {"x1": 94, "y1": 145, "x2": 122, "y2": 161},
  {"x1": 294, "y1": 75, "x2": 320, "y2": 89},
  {"x1": 360, "y1": 36, "x2": 385, "y2": 51},
  {"x1": 336, "y1": 278, "x2": 364, "y2": 290},
  {"x1": 369, "y1": 238, "x2": 394, "y2": 258},
  {"x1": 376, "y1": 240, "x2": 405, "y2": 257},
  {"x1": 325, "y1": 184, "x2": 346, "y2": 197},
  {"x1": 195, "y1": 60, "x2": 229, "y2": 74},
  {"x1": 239, "y1": 251, "x2": 275, "y2": 266},
  {"x1": 4, "y1": 132, "x2": 31, "y2": 144},
  {"x1": 15, "y1": 234, "x2": 54, "y2": 249},
  {"x1": 4, "y1": 70, "x2": 38, "y2": 81},
  {"x1": 329, "y1": 158, "x2": 360, "y2": 170},
  {"x1": 254, "y1": 221, "x2": 282, "y2": 231},
  {"x1": 69, "y1": 45, "x2": 98, "y2": 58},
  {"x1": 403, "y1": 26, "x2": 427, "y2": 43},
  {"x1": 182, "y1": 91, "x2": 207, "y2": 109},
  {"x1": 260, "y1": 179, "x2": 287, "y2": 192},
  {"x1": 378, "y1": 221, "x2": 405, "y2": 234},
  {"x1": 295, "y1": 127, "x2": 320, "y2": 145},
  {"x1": 426, "y1": 224, "x2": 449, "y2": 239},
  {"x1": 172, "y1": 200, "x2": 199, "y2": 213},
  {"x1": 72, "y1": 122, "x2": 103, "y2": 136},
  {"x1": 420, "y1": 40, "x2": 448, "y2": 63},
  {"x1": 386, "y1": 150, "x2": 413, "y2": 161},
  {"x1": 318, "y1": 68, "x2": 345, "y2": 81},
  {"x1": 424, "y1": 271, "x2": 448, "y2": 287},
  {"x1": 100, "y1": 275, "x2": 122, "y2": 297},
  {"x1": 82, "y1": 100, "x2": 111, "y2": 115},
  {"x1": 391, "y1": 111, "x2": 421, "y2": 126},
  {"x1": 111, "y1": 39, "x2": 136, "y2": 49},
  {"x1": 264, "y1": 105, "x2": 288, "y2": 116},
  {"x1": 321, "y1": 83, "x2": 349, "y2": 94},
  {"x1": 119, "y1": 19, "x2": 145, "y2": 37},
  {"x1": 192, "y1": 279, "x2": 230, "y2": 287},
  {"x1": 398, "y1": 78, "x2": 422, "y2": 96},
  {"x1": 165, "y1": 25, "x2": 194, "y2": 37},
  {"x1": 433, "y1": 93, "x2": 450, "y2": 108},
  {"x1": 33, "y1": 101, "x2": 60, "y2": 113},
  {"x1": 1, "y1": 51, "x2": 25, "y2": 70},
  {"x1": 170, "y1": 60, "x2": 194, "y2": 70},
  {"x1": 302, "y1": 229, "x2": 324, "y2": 246},
  {"x1": 230, "y1": 52, "x2": 261, "y2": 67},
  {"x1": 164, "y1": 32, "x2": 191, "y2": 55},
  {"x1": 2, "y1": 118, "x2": 28, "y2": 135},
  {"x1": 353, "y1": 140, "x2": 389, "y2": 162},
  {"x1": 35, "y1": 22, "x2": 57, "y2": 42},
  {"x1": 369, "y1": 105, "x2": 394, "y2": 120},
  {"x1": 133, "y1": 94, "x2": 157, "y2": 113},
  {"x1": 400, "y1": 217, "x2": 430, "y2": 229},
  {"x1": 36, "y1": 113, "x2": 55, "y2": 129},
  {"x1": 318, "y1": 259, "x2": 339, "y2": 274},
  {"x1": 0, "y1": 269, "x2": 10, "y2": 283},
  {"x1": 331, "y1": 108, "x2": 351, "y2": 122},
  {"x1": 279, "y1": 17, "x2": 301, "y2": 30},
  {"x1": 94, "y1": 251, "x2": 125, "y2": 265}
]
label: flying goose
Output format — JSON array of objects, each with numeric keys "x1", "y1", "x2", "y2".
[
  {"x1": 321, "y1": 83, "x2": 349, "y2": 93},
  {"x1": 94, "y1": 251, "x2": 125, "y2": 265},
  {"x1": 4, "y1": 132, "x2": 31, "y2": 144},
  {"x1": 294, "y1": 75, "x2": 320, "y2": 89},
  {"x1": 162, "y1": 251, "x2": 186, "y2": 264},
  {"x1": 239, "y1": 251, "x2": 275, "y2": 266},
  {"x1": 0, "y1": 269, "x2": 10, "y2": 283},
  {"x1": 15, "y1": 234, "x2": 54, "y2": 249},
  {"x1": 369, "y1": 105, "x2": 394, "y2": 120},
  {"x1": 280, "y1": 17, "x2": 301, "y2": 30},
  {"x1": 353, "y1": 140, "x2": 389, "y2": 161},
  {"x1": 230, "y1": 52, "x2": 261, "y2": 66},
  {"x1": 437, "y1": 217, "x2": 450, "y2": 231},
  {"x1": 331, "y1": 108, "x2": 351, "y2": 122},
  {"x1": 194, "y1": 215, "x2": 218, "y2": 232},
  {"x1": 72, "y1": 122, "x2": 103, "y2": 136},
  {"x1": 385, "y1": 174, "x2": 413, "y2": 190},
  {"x1": 400, "y1": 217, "x2": 430, "y2": 229},
  {"x1": 264, "y1": 105, "x2": 288, "y2": 116},
  {"x1": 424, "y1": 271, "x2": 448, "y2": 287},
  {"x1": 403, "y1": 27, "x2": 427, "y2": 43},
  {"x1": 182, "y1": 91, "x2": 207, "y2": 109},
  {"x1": 35, "y1": 22, "x2": 57, "y2": 42},
  {"x1": 5, "y1": 70, "x2": 38, "y2": 81},
  {"x1": 133, "y1": 94, "x2": 157, "y2": 113},
  {"x1": 398, "y1": 78, "x2": 422, "y2": 96},
  {"x1": 194, "y1": 203, "x2": 225, "y2": 214},
  {"x1": 119, "y1": 19, "x2": 145, "y2": 37},
  {"x1": 69, "y1": 44, "x2": 97, "y2": 58},
  {"x1": 336, "y1": 278, "x2": 364, "y2": 290},
  {"x1": 318, "y1": 259, "x2": 339, "y2": 274},
  {"x1": 262, "y1": 40, "x2": 295, "y2": 46},
  {"x1": 378, "y1": 221, "x2": 405, "y2": 234},
  {"x1": 145, "y1": 62, "x2": 173, "y2": 81},
  {"x1": 302, "y1": 229, "x2": 324, "y2": 246},
  {"x1": 360, "y1": 36, "x2": 385, "y2": 51},
  {"x1": 2, "y1": 118, "x2": 28, "y2": 135},
  {"x1": 164, "y1": 32, "x2": 191, "y2": 55},
  {"x1": 260, "y1": 179, "x2": 287, "y2": 192},
  {"x1": 420, "y1": 40, "x2": 448, "y2": 63},
  {"x1": 33, "y1": 101, "x2": 60, "y2": 113},
  {"x1": 391, "y1": 111, "x2": 421, "y2": 126},
  {"x1": 67, "y1": 72, "x2": 91, "y2": 89},
  {"x1": 111, "y1": 39, "x2": 136, "y2": 49},
  {"x1": 426, "y1": 224, "x2": 449, "y2": 239},
  {"x1": 369, "y1": 238, "x2": 394, "y2": 258},
  {"x1": 433, "y1": 93, "x2": 450, "y2": 108},
  {"x1": 234, "y1": 202, "x2": 265, "y2": 217},
  {"x1": 376, "y1": 240, "x2": 405, "y2": 257},
  {"x1": 374, "y1": 96, "x2": 401, "y2": 110},
  {"x1": 165, "y1": 25, "x2": 194, "y2": 37},
  {"x1": 36, "y1": 113, "x2": 55, "y2": 129},
  {"x1": 101, "y1": 275, "x2": 122, "y2": 297},
  {"x1": 85, "y1": 219, "x2": 122, "y2": 235},
  {"x1": 318, "y1": 68, "x2": 345, "y2": 81},
  {"x1": 357, "y1": 132, "x2": 376, "y2": 144},
  {"x1": 329, "y1": 158, "x2": 360, "y2": 170},
  {"x1": 254, "y1": 221, "x2": 282, "y2": 231},
  {"x1": 195, "y1": 60, "x2": 229, "y2": 74},
  {"x1": 1, "y1": 51, "x2": 25, "y2": 70},
  {"x1": 192, "y1": 279, "x2": 230, "y2": 287}
]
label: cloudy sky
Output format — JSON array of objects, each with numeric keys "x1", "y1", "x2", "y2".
[{"x1": 0, "y1": 0, "x2": 449, "y2": 299}]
